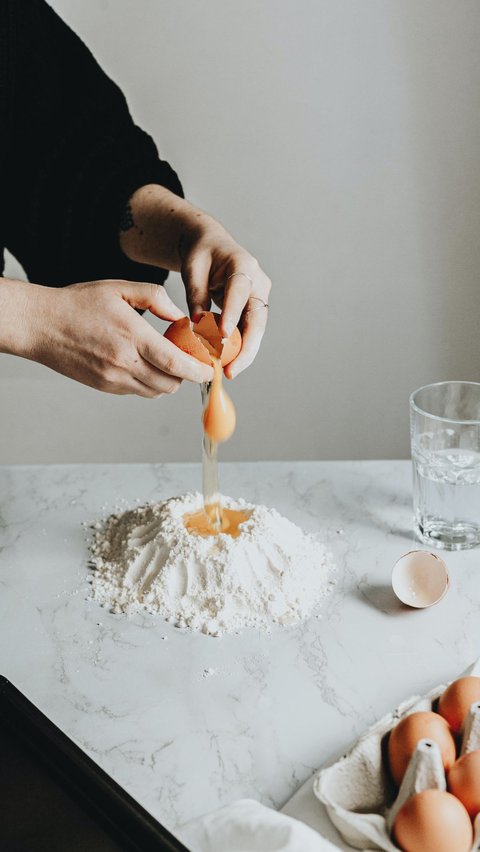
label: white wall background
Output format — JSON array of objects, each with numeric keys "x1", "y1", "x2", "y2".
[{"x1": 2, "y1": 0, "x2": 480, "y2": 463}]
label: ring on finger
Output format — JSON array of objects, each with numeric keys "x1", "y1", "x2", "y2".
[
  {"x1": 244, "y1": 296, "x2": 269, "y2": 314},
  {"x1": 226, "y1": 272, "x2": 254, "y2": 285}
]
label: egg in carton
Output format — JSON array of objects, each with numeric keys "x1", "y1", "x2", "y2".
[{"x1": 313, "y1": 657, "x2": 480, "y2": 851}]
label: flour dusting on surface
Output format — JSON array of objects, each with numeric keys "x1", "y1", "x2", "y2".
[{"x1": 88, "y1": 493, "x2": 335, "y2": 636}]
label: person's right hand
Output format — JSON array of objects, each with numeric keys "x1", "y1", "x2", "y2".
[{"x1": 25, "y1": 279, "x2": 213, "y2": 397}]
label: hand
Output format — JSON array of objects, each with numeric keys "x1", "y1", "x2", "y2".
[
  {"x1": 180, "y1": 223, "x2": 271, "y2": 379},
  {"x1": 20, "y1": 279, "x2": 213, "y2": 396},
  {"x1": 119, "y1": 185, "x2": 272, "y2": 379}
]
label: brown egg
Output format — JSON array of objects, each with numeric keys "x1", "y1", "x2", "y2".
[
  {"x1": 393, "y1": 789, "x2": 472, "y2": 852},
  {"x1": 164, "y1": 312, "x2": 242, "y2": 367},
  {"x1": 448, "y1": 750, "x2": 480, "y2": 818},
  {"x1": 438, "y1": 676, "x2": 480, "y2": 733},
  {"x1": 388, "y1": 711, "x2": 456, "y2": 786}
]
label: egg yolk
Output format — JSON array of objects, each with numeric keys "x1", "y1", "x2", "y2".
[
  {"x1": 184, "y1": 506, "x2": 251, "y2": 538},
  {"x1": 202, "y1": 357, "x2": 236, "y2": 443}
]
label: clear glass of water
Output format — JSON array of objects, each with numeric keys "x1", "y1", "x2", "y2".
[{"x1": 410, "y1": 381, "x2": 480, "y2": 550}]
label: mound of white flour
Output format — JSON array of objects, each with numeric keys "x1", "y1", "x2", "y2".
[{"x1": 88, "y1": 493, "x2": 335, "y2": 636}]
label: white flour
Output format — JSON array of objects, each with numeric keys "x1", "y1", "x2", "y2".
[{"x1": 88, "y1": 493, "x2": 335, "y2": 636}]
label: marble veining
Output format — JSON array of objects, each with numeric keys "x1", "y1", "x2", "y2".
[{"x1": 1, "y1": 461, "x2": 479, "y2": 845}]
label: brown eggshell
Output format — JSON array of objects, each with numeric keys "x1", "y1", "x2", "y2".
[
  {"x1": 388, "y1": 711, "x2": 456, "y2": 787},
  {"x1": 164, "y1": 317, "x2": 212, "y2": 365},
  {"x1": 438, "y1": 676, "x2": 480, "y2": 733},
  {"x1": 194, "y1": 312, "x2": 241, "y2": 366},
  {"x1": 448, "y1": 750, "x2": 480, "y2": 818},
  {"x1": 393, "y1": 789, "x2": 472, "y2": 852},
  {"x1": 164, "y1": 312, "x2": 241, "y2": 367}
]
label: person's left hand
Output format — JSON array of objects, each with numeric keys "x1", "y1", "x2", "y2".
[
  {"x1": 179, "y1": 222, "x2": 271, "y2": 379},
  {"x1": 119, "y1": 185, "x2": 271, "y2": 378}
]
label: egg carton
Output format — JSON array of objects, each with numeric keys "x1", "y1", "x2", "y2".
[{"x1": 313, "y1": 657, "x2": 480, "y2": 851}]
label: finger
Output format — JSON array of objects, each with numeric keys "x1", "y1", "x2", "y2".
[
  {"x1": 132, "y1": 357, "x2": 183, "y2": 396},
  {"x1": 182, "y1": 252, "x2": 212, "y2": 320},
  {"x1": 225, "y1": 301, "x2": 269, "y2": 379},
  {"x1": 118, "y1": 280, "x2": 184, "y2": 321},
  {"x1": 129, "y1": 378, "x2": 168, "y2": 399},
  {"x1": 136, "y1": 320, "x2": 213, "y2": 383},
  {"x1": 100, "y1": 375, "x2": 163, "y2": 399},
  {"x1": 219, "y1": 270, "x2": 253, "y2": 338}
]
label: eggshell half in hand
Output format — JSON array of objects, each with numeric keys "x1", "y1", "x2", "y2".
[
  {"x1": 448, "y1": 750, "x2": 480, "y2": 818},
  {"x1": 391, "y1": 550, "x2": 449, "y2": 608},
  {"x1": 194, "y1": 312, "x2": 241, "y2": 366},
  {"x1": 393, "y1": 789, "x2": 473, "y2": 852},
  {"x1": 438, "y1": 676, "x2": 480, "y2": 733},
  {"x1": 164, "y1": 312, "x2": 241, "y2": 367},
  {"x1": 388, "y1": 711, "x2": 456, "y2": 786},
  {"x1": 164, "y1": 317, "x2": 211, "y2": 365}
]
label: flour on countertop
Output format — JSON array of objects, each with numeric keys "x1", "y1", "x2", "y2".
[{"x1": 88, "y1": 493, "x2": 335, "y2": 636}]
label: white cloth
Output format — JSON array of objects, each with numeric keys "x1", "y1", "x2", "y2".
[{"x1": 178, "y1": 798, "x2": 339, "y2": 852}]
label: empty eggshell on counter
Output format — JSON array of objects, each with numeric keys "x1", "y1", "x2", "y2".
[{"x1": 391, "y1": 550, "x2": 449, "y2": 608}]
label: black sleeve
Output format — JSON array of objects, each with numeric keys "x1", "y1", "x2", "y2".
[{"x1": 2, "y1": 0, "x2": 183, "y2": 286}]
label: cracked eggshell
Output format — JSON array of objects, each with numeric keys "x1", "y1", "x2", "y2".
[
  {"x1": 314, "y1": 656, "x2": 480, "y2": 852},
  {"x1": 164, "y1": 312, "x2": 241, "y2": 366},
  {"x1": 193, "y1": 312, "x2": 241, "y2": 366},
  {"x1": 391, "y1": 550, "x2": 449, "y2": 608}
]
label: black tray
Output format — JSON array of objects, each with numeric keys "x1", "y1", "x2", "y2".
[{"x1": 0, "y1": 676, "x2": 189, "y2": 852}]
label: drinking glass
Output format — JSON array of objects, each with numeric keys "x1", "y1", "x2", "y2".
[{"x1": 410, "y1": 381, "x2": 480, "y2": 550}]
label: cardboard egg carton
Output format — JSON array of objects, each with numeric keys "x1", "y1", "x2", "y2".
[{"x1": 314, "y1": 657, "x2": 480, "y2": 851}]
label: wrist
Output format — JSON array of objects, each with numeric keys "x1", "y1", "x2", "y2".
[
  {"x1": 119, "y1": 184, "x2": 221, "y2": 270},
  {"x1": 0, "y1": 278, "x2": 47, "y2": 359},
  {"x1": 179, "y1": 214, "x2": 226, "y2": 256}
]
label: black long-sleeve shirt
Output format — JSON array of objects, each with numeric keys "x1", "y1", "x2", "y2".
[{"x1": 0, "y1": 0, "x2": 183, "y2": 286}]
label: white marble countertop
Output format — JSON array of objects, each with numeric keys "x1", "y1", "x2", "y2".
[{"x1": 1, "y1": 461, "x2": 479, "y2": 848}]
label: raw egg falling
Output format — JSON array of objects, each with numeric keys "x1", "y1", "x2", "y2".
[
  {"x1": 165, "y1": 312, "x2": 240, "y2": 443},
  {"x1": 164, "y1": 311, "x2": 250, "y2": 536}
]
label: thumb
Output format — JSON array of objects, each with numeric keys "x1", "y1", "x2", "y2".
[
  {"x1": 118, "y1": 281, "x2": 184, "y2": 321},
  {"x1": 181, "y1": 252, "x2": 212, "y2": 321}
]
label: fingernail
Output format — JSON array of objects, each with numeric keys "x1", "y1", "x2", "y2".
[{"x1": 222, "y1": 322, "x2": 234, "y2": 338}]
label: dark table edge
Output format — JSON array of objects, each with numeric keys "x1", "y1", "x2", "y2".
[{"x1": 0, "y1": 676, "x2": 190, "y2": 852}]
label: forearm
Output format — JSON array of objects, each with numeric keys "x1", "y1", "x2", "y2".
[
  {"x1": 119, "y1": 184, "x2": 223, "y2": 270},
  {"x1": 0, "y1": 278, "x2": 40, "y2": 358}
]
